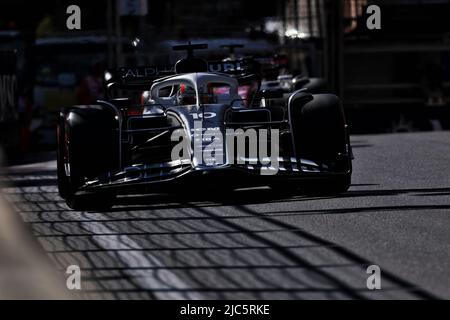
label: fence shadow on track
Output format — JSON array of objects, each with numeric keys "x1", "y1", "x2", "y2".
[{"x1": 0, "y1": 170, "x2": 443, "y2": 299}]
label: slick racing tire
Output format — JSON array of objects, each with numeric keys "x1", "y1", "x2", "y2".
[
  {"x1": 293, "y1": 94, "x2": 348, "y2": 163},
  {"x1": 56, "y1": 105, "x2": 118, "y2": 211},
  {"x1": 289, "y1": 93, "x2": 352, "y2": 196}
]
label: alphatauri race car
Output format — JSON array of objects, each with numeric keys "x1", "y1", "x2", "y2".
[
  {"x1": 218, "y1": 44, "x2": 328, "y2": 102},
  {"x1": 57, "y1": 43, "x2": 352, "y2": 210}
]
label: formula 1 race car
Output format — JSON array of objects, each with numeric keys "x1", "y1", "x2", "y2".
[
  {"x1": 57, "y1": 43, "x2": 352, "y2": 210},
  {"x1": 219, "y1": 44, "x2": 329, "y2": 98}
]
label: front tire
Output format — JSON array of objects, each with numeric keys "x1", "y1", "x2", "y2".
[
  {"x1": 56, "y1": 105, "x2": 119, "y2": 210},
  {"x1": 289, "y1": 93, "x2": 352, "y2": 196}
]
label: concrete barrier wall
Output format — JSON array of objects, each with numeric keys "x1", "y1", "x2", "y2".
[{"x1": 0, "y1": 149, "x2": 72, "y2": 299}]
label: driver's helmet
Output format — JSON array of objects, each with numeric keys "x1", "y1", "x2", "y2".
[{"x1": 176, "y1": 83, "x2": 196, "y2": 105}]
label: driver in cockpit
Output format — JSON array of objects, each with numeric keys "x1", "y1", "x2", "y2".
[{"x1": 176, "y1": 83, "x2": 197, "y2": 105}]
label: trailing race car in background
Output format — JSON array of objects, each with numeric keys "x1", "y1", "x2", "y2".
[
  {"x1": 218, "y1": 44, "x2": 328, "y2": 102},
  {"x1": 57, "y1": 43, "x2": 352, "y2": 210},
  {"x1": 256, "y1": 53, "x2": 328, "y2": 97}
]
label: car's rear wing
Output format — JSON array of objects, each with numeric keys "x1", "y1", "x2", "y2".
[
  {"x1": 106, "y1": 59, "x2": 262, "y2": 85},
  {"x1": 105, "y1": 66, "x2": 175, "y2": 85},
  {"x1": 208, "y1": 59, "x2": 261, "y2": 76}
]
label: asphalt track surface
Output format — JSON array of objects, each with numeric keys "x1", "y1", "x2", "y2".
[{"x1": 1, "y1": 131, "x2": 450, "y2": 299}]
